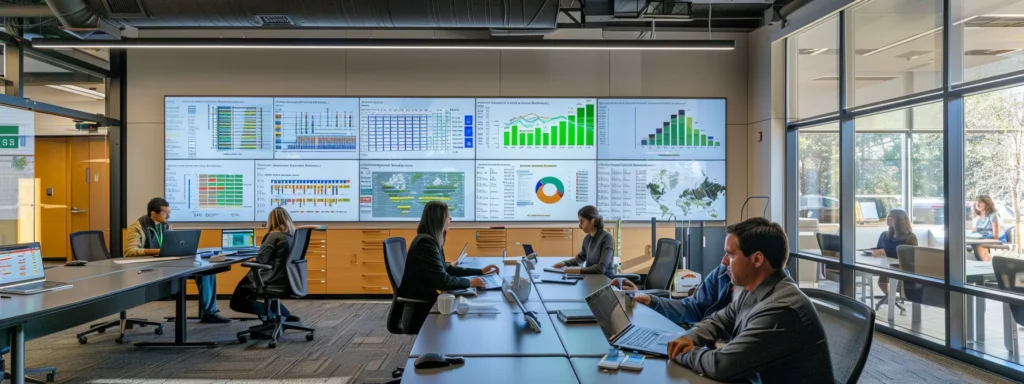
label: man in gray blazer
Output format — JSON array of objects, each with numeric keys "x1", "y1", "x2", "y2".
[{"x1": 667, "y1": 217, "x2": 833, "y2": 384}]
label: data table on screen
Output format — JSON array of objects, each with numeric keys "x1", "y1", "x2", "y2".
[
  {"x1": 254, "y1": 160, "x2": 359, "y2": 221},
  {"x1": 165, "y1": 160, "x2": 256, "y2": 221},
  {"x1": 358, "y1": 98, "x2": 475, "y2": 160},
  {"x1": 475, "y1": 98, "x2": 597, "y2": 160},
  {"x1": 597, "y1": 160, "x2": 726, "y2": 221},
  {"x1": 475, "y1": 160, "x2": 595, "y2": 221},
  {"x1": 359, "y1": 160, "x2": 475, "y2": 221},
  {"x1": 165, "y1": 97, "x2": 275, "y2": 160},
  {"x1": 597, "y1": 99, "x2": 726, "y2": 161},
  {"x1": 273, "y1": 98, "x2": 359, "y2": 159}
]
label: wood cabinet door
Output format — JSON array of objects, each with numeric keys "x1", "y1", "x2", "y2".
[{"x1": 506, "y1": 228, "x2": 573, "y2": 257}]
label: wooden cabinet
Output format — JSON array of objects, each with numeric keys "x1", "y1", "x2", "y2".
[
  {"x1": 445, "y1": 228, "x2": 506, "y2": 258},
  {"x1": 326, "y1": 229, "x2": 391, "y2": 294},
  {"x1": 506, "y1": 228, "x2": 573, "y2": 257}
]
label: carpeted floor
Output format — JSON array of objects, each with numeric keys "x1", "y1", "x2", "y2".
[{"x1": 11, "y1": 300, "x2": 1018, "y2": 383}]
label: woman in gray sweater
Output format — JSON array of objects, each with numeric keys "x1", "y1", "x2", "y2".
[{"x1": 552, "y1": 205, "x2": 616, "y2": 278}]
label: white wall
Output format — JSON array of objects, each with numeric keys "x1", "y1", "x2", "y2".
[
  {"x1": 125, "y1": 35, "x2": 753, "y2": 222},
  {"x1": 746, "y1": 26, "x2": 787, "y2": 223}
]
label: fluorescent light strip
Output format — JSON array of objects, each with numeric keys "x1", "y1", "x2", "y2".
[
  {"x1": 45, "y1": 84, "x2": 105, "y2": 100},
  {"x1": 863, "y1": 27, "x2": 941, "y2": 57},
  {"x1": 30, "y1": 39, "x2": 735, "y2": 51},
  {"x1": 809, "y1": 48, "x2": 829, "y2": 55},
  {"x1": 996, "y1": 48, "x2": 1022, "y2": 57}
]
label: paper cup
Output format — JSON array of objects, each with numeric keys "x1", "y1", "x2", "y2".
[{"x1": 438, "y1": 294, "x2": 457, "y2": 314}]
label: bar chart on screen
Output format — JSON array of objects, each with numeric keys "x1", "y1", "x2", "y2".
[
  {"x1": 475, "y1": 98, "x2": 597, "y2": 160},
  {"x1": 358, "y1": 98, "x2": 475, "y2": 160},
  {"x1": 597, "y1": 99, "x2": 726, "y2": 161},
  {"x1": 273, "y1": 98, "x2": 359, "y2": 159},
  {"x1": 255, "y1": 160, "x2": 359, "y2": 221},
  {"x1": 165, "y1": 97, "x2": 275, "y2": 160}
]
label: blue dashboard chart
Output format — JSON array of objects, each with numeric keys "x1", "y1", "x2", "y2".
[
  {"x1": 254, "y1": 160, "x2": 359, "y2": 221},
  {"x1": 475, "y1": 98, "x2": 597, "y2": 160},
  {"x1": 476, "y1": 161, "x2": 595, "y2": 221},
  {"x1": 164, "y1": 160, "x2": 256, "y2": 222},
  {"x1": 596, "y1": 160, "x2": 726, "y2": 221},
  {"x1": 359, "y1": 161, "x2": 475, "y2": 221},
  {"x1": 165, "y1": 97, "x2": 274, "y2": 160},
  {"x1": 273, "y1": 98, "x2": 359, "y2": 159},
  {"x1": 358, "y1": 98, "x2": 475, "y2": 160},
  {"x1": 597, "y1": 99, "x2": 726, "y2": 160}
]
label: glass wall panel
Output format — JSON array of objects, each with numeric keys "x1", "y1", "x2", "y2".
[
  {"x1": 954, "y1": 0, "x2": 1024, "y2": 84},
  {"x1": 0, "y1": 105, "x2": 36, "y2": 247},
  {"x1": 797, "y1": 123, "x2": 840, "y2": 258},
  {"x1": 788, "y1": 16, "x2": 839, "y2": 120},
  {"x1": 849, "y1": 0, "x2": 944, "y2": 107}
]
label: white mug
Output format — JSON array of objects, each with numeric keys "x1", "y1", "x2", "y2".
[{"x1": 437, "y1": 293, "x2": 457, "y2": 314}]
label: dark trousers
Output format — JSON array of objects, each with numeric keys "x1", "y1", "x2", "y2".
[{"x1": 229, "y1": 281, "x2": 292, "y2": 319}]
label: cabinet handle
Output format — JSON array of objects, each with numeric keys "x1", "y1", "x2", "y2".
[
  {"x1": 362, "y1": 273, "x2": 387, "y2": 277},
  {"x1": 363, "y1": 260, "x2": 384, "y2": 264}
]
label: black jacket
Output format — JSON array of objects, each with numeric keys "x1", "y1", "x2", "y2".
[
  {"x1": 398, "y1": 234, "x2": 483, "y2": 303},
  {"x1": 243, "y1": 231, "x2": 293, "y2": 296}
]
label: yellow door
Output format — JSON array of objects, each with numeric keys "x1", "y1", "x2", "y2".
[{"x1": 35, "y1": 138, "x2": 69, "y2": 259}]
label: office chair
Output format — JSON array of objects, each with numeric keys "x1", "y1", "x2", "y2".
[
  {"x1": 896, "y1": 245, "x2": 945, "y2": 324},
  {"x1": 611, "y1": 238, "x2": 681, "y2": 298},
  {"x1": 383, "y1": 236, "x2": 429, "y2": 381},
  {"x1": 990, "y1": 256, "x2": 1024, "y2": 354},
  {"x1": 815, "y1": 233, "x2": 884, "y2": 310},
  {"x1": 69, "y1": 230, "x2": 164, "y2": 344},
  {"x1": 235, "y1": 228, "x2": 315, "y2": 348},
  {"x1": 803, "y1": 289, "x2": 875, "y2": 384}
]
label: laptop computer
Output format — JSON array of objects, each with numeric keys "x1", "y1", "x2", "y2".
[
  {"x1": 454, "y1": 243, "x2": 469, "y2": 266},
  {"x1": 157, "y1": 230, "x2": 201, "y2": 257},
  {"x1": 585, "y1": 284, "x2": 682, "y2": 357},
  {"x1": 0, "y1": 243, "x2": 72, "y2": 295},
  {"x1": 222, "y1": 229, "x2": 259, "y2": 255}
]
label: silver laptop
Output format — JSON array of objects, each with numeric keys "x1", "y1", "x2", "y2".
[
  {"x1": 454, "y1": 243, "x2": 469, "y2": 266},
  {"x1": 0, "y1": 243, "x2": 72, "y2": 295},
  {"x1": 585, "y1": 284, "x2": 681, "y2": 357}
]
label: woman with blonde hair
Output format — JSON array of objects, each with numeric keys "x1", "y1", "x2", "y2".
[{"x1": 229, "y1": 207, "x2": 300, "y2": 329}]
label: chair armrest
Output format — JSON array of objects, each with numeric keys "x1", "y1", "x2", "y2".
[
  {"x1": 611, "y1": 274, "x2": 643, "y2": 283},
  {"x1": 291, "y1": 259, "x2": 307, "y2": 265},
  {"x1": 638, "y1": 289, "x2": 671, "y2": 298},
  {"x1": 397, "y1": 297, "x2": 430, "y2": 304},
  {"x1": 242, "y1": 262, "x2": 272, "y2": 270}
]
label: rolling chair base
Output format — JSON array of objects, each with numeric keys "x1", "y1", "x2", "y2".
[
  {"x1": 236, "y1": 321, "x2": 314, "y2": 348},
  {"x1": 76, "y1": 313, "x2": 164, "y2": 344}
]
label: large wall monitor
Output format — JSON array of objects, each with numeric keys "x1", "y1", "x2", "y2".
[{"x1": 163, "y1": 97, "x2": 727, "y2": 222}]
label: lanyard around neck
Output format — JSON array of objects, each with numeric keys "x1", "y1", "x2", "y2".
[{"x1": 154, "y1": 226, "x2": 164, "y2": 247}]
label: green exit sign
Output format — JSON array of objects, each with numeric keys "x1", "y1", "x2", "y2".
[{"x1": 0, "y1": 136, "x2": 19, "y2": 149}]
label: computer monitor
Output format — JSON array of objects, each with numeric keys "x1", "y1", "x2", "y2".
[
  {"x1": 0, "y1": 243, "x2": 45, "y2": 285},
  {"x1": 222, "y1": 229, "x2": 255, "y2": 248}
]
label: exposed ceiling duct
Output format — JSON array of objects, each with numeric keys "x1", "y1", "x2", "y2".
[{"x1": 41, "y1": 0, "x2": 560, "y2": 31}]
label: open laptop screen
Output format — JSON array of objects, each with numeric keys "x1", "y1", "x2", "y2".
[
  {"x1": 585, "y1": 285, "x2": 631, "y2": 340},
  {"x1": 0, "y1": 243, "x2": 45, "y2": 285},
  {"x1": 222, "y1": 229, "x2": 255, "y2": 248}
]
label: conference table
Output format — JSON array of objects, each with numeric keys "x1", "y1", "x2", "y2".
[
  {"x1": 0, "y1": 254, "x2": 251, "y2": 384},
  {"x1": 403, "y1": 256, "x2": 725, "y2": 384}
]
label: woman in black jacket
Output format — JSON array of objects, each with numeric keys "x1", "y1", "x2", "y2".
[
  {"x1": 230, "y1": 207, "x2": 299, "y2": 325},
  {"x1": 397, "y1": 201, "x2": 498, "y2": 331}
]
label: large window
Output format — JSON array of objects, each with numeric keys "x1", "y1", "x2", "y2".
[
  {"x1": 848, "y1": 0, "x2": 943, "y2": 106},
  {"x1": 788, "y1": 16, "x2": 839, "y2": 119},
  {"x1": 787, "y1": 0, "x2": 1024, "y2": 378}
]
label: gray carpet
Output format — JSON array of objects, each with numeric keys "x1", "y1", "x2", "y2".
[{"x1": 11, "y1": 300, "x2": 1018, "y2": 384}]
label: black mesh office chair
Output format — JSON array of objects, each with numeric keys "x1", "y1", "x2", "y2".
[
  {"x1": 383, "y1": 237, "x2": 430, "y2": 335},
  {"x1": 235, "y1": 228, "x2": 315, "y2": 348},
  {"x1": 804, "y1": 288, "x2": 875, "y2": 384},
  {"x1": 69, "y1": 230, "x2": 164, "y2": 344},
  {"x1": 990, "y1": 257, "x2": 1024, "y2": 344},
  {"x1": 611, "y1": 238, "x2": 680, "y2": 298},
  {"x1": 383, "y1": 237, "x2": 429, "y2": 383}
]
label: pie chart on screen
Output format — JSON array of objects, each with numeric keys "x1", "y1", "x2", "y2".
[{"x1": 535, "y1": 176, "x2": 565, "y2": 204}]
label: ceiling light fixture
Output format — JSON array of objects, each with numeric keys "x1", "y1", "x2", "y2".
[
  {"x1": 808, "y1": 48, "x2": 829, "y2": 55},
  {"x1": 45, "y1": 84, "x2": 105, "y2": 100},
  {"x1": 29, "y1": 38, "x2": 736, "y2": 51}
]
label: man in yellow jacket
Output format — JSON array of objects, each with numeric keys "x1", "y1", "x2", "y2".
[{"x1": 124, "y1": 197, "x2": 230, "y2": 323}]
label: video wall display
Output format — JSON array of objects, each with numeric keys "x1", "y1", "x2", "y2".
[{"x1": 165, "y1": 97, "x2": 726, "y2": 222}]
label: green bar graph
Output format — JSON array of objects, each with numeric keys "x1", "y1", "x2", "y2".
[
  {"x1": 638, "y1": 110, "x2": 720, "y2": 148},
  {"x1": 499, "y1": 102, "x2": 596, "y2": 148}
]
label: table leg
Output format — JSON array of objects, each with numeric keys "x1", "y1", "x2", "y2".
[
  {"x1": 9, "y1": 324, "x2": 24, "y2": 384},
  {"x1": 1004, "y1": 302, "x2": 1018, "y2": 354},
  {"x1": 134, "y1": 277, "x2": 219, "y2": 348},
  {"x1": 978, "y1": 297, "x2": 986, "y2": 341},
  {"x1": 966, "y1": 295, "x2": 976, "y2": 343}
]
